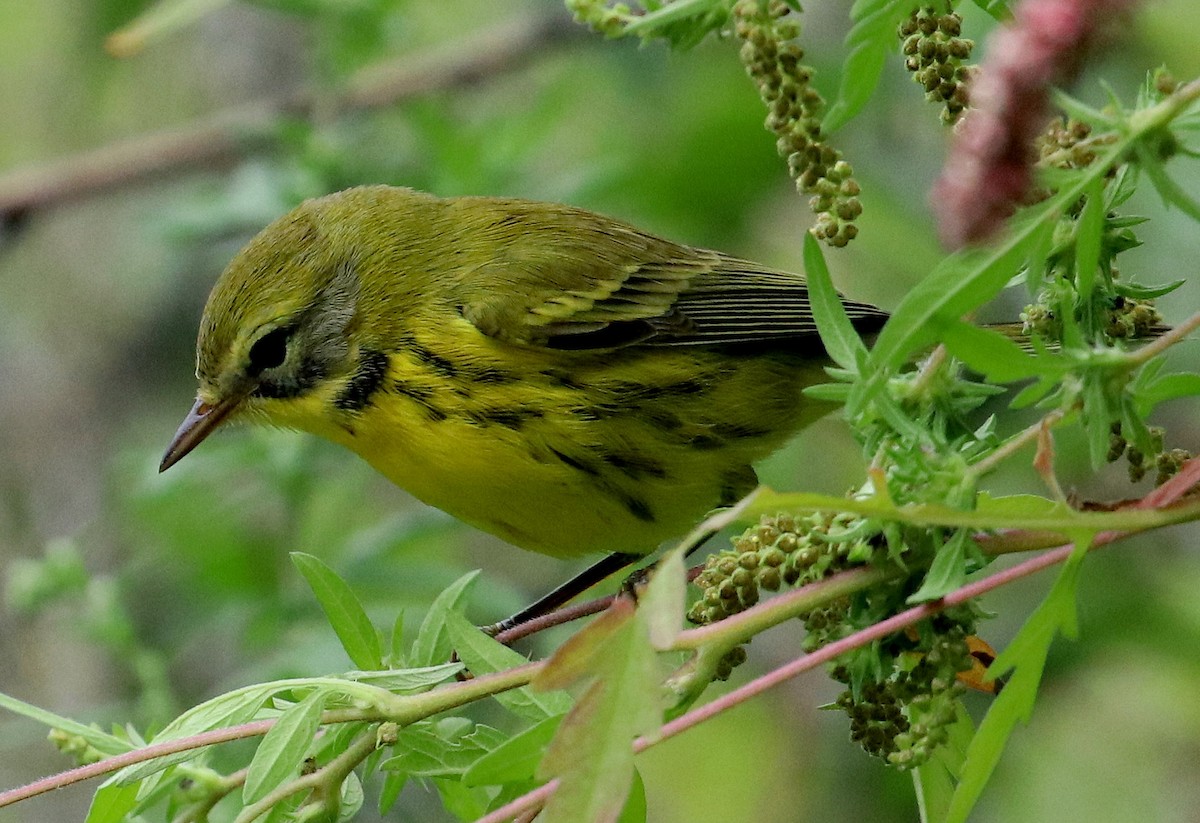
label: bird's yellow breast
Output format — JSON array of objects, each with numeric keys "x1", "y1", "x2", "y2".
[{"x1": 250, "y1": 326, "x2": 831, "y2": 558}]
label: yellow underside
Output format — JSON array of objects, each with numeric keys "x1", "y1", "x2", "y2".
[{"x1": 247, "y1": 333, "x2": 832, "y2": 558}]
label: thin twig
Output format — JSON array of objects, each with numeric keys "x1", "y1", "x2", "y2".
[
  {"x1": 0, "y1": 14, "x2": 580, "y2": 217},
  {"x1": 1124, "y1": 308, "x2": 1200, "y2": 365}
]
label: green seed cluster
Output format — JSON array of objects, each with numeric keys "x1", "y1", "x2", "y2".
[
  {"x1": 834, "y1": 619, "x2": 975, "y2": 768},
  {"x1": 1105, "y1": 295, "x2": 1164, "y2": 340},
  {"x1": 1038, "y1": 116, "x2": 1102, "y2": 169},
  {"x1": 48, "y1": 728, "x2": 104, "y2": 766},
  {"x1": 1021, "y1": 292, "x2": 1164, "y2": 344},
  {"x1": 564, "y1": 0, "x2": 632, "y2": 37},
  {"x1": 1110, "y1": 423, "x2": 1193, "y2": 485},
  {"x1": 733, "y1": 0, "x2": 862, "y2": 247},
  {"x1": 688, "y1": 512, "x2": 877, "y2": 627},
  {"x1": 899, "y1": 8, "x2": 974, "y2": 124}
]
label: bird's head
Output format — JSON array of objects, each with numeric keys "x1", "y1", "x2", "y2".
[{"x1": 160, "y1": 197, "x2": 364, "y2": 472}]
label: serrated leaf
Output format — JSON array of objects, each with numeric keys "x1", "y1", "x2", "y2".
[
  {"x1": 804, "y1": 231, "x2": 867, "y2": 370},
  {"x1": 411, "y1": 570, "x2": 480, "y2": 667},
  {"x1": 944, "y1": 534, "x2": 1092, "y2": 823},
  {"x1": 443, "y1": 612, "x2": 572, "y2": 721},
  {"x1": 244, "y1": 689, "x2": 328, "y2": 803},
  {"x1": 463, "y1": 714, "x2": 565, "y2": 787},
  {"x1": 291, "y1": 552, "x2": 381, "y2": 670},
  {"x1": 382, "y1": 718, "x2": 507, "y2": 778},
  {"x1": 536, "y1": 599, "x2": 664, "y2": 823}
]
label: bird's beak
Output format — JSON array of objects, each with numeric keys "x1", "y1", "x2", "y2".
[{"x1": 159, "y1": 394, "x2": 243, "y2": 472}]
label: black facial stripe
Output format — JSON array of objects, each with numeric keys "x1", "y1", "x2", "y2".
[{"x1": 335, "y1": 349, "x2": 390, "y2": 412}]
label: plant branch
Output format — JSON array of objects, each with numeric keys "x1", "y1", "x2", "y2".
[
  {"x1": 1124, "y1": 308, "x2": 1200, "y2": 366},
  {"x1": 234, "y1": 727, "x2": 379, "y2": 823},
  {"x1": 0, "y1": 14, "x2": 581, "y2": 218}
]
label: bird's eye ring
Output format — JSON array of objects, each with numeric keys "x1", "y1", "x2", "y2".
[{"x1": 247, "y1": 325, "x2": 293, "y2": 375}]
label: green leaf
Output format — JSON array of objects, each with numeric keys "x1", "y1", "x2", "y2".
[
  {"x1": 339, "y1": 770, "x2": 365, "y2": 820},
  {"x1": 617, "y1": 767, "x2": 649, "y2": 823},
  {"x1": 1137, "y1": 372, "x2": 1200, "y2": 413},
  {"x1": 914, "y1": 704, "x2": 973, "y2": 823},
  {"x1": 84, "y1": 782, "x2": 141, "y2": 823},
  {"x1": 0, "y1": 691, "x2": 132, "y2": 757},
  {"x1": 434, "y1": 776, "x2": 491, "y2": 820},
  {"x1": 826, "y1": 0, "x2": 910, "y2": 131},
  {"x1": 944, "y1": 534, "x2": 1093, "y2": 823},
  {"x1": 852, "y1": 145, "x2": 1127, "y2": 414},
  {"x1": 376, "y1": 771, "x2": 407, "y2": 816},
  {"x1": 443, "y1": 612, "x2": 572, "y2": 721},
  {"x1": 1140, "y1": 142, "x2": 1200, "y2": 222},
  {"x1": 291, "y1": 552, "x2": 382, "y2": 670},
  {"x1": 804, "y1": 231, "x2": 867, "y2": 370},
  {"x1": 536, "y1": 600, "x2": 664, "y2": 823},
  {"x1": 1083, "y1": 373, "x2": 1113, "y2": 468},
  {"x1": 639, "y1": 546, "x2": 686, "y2": 649},
  {"x1": 824, "y1": 40, "x2": 888, "y2": 133},
  {"x1": 802, "y1": 382, "x2": 852, "y2": 402},
  {"x1": 244, "y1": 689, "x2": 328, "y2": 803},
  {"x1": 941, "y1": 322, "x2": 1063, "y2": 383},
  {"x1": 382, "y1": 718, "x2": 507, "y2": 778},
  {"x1": 388, "y1": 610, "x2": 406, "y2": 667},
  {"x1": 1074, "y1": 177, "x2": 1105, "y2": 300},
  {"x1": 1114, "y1": 278, "x2": 1186, "y2": 299},
  {"x1": 342, "y1": 662, "x2": 463, "y2": 693},
  {"x1": 114, "y1": 677, "x2": 371, "y2": 784},
  {"x1": 907, "y1": 531, "x2": 969, "y2": 603},
  {"x1": 463, "y1": 715, "x2": 565, "y2": 786},
  {"x1": 411, "y1": 570, "x2": 480, "y2": 667},
  {"x1": 1009, "y1": 375, "x2": 1057, "y2": 409}
]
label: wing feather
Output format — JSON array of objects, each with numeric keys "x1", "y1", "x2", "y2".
[{"x1": 452, "y1": 198, "x2": 888, "y2": 350}]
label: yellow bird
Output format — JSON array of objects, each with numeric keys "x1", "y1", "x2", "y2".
[{"x1": 161, "y1": 185, "x2": 888, "y2": 561}]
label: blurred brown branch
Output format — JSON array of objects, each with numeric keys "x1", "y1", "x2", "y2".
[{"x1": 0, "y1": 14, "x2": 582, "y2": 219}]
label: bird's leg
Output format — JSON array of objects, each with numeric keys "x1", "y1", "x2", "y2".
[
  {"x1": 482, "y1": 551, "x2": 642, "y2": 637},
  {"x1": 482, "y1": 527, "x2": 719, "y2": 639}
]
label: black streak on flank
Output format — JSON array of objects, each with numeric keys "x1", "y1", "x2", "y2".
[
  {"x1": 548, "y1": 446, "x2": 600, "y2": 476},
  {"x1": 408, "y1": 341, "x2": 459, "y2": 378},
  {"x1": 542, "y1": 368, "x2": 587, "y2": 391},
  {"x1": 620, "y1": 494, "x2": 655, "y2": 523},
  {"x1": 394, "y1": 379, "x2": 449, "y2": 422},
  {"x1": 335, "y1": 349, "x2": 390, "y2": 412},
  {"x1": 467, "y1": 406, "x2": 545, "y2": 430},
  {"x1": 601, "y1": 451, "x2": 668, "y2": 480}
]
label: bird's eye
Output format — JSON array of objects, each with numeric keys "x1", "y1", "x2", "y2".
[{"x1": 247, "y1": 326, "x2": 293, "y2": 375}]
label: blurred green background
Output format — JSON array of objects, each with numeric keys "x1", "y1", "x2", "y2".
[{"x1": 3, "y1": 1, "x2": 1200, "y2": 821}]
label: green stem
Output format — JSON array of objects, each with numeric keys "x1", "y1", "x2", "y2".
[{"x1": 233, "y1": 728, "x2": 379, "y2": 823}]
